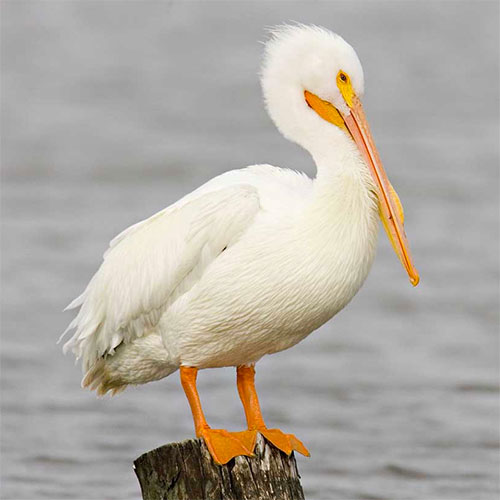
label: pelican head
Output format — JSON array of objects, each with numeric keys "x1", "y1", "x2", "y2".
[{"x1": 261, "y1": 24, "x2": 419, "y2": 286}]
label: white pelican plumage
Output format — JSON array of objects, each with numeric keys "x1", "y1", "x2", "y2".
[{"x1": 61, "y1": 24, "x2": 419, "y2": 465}]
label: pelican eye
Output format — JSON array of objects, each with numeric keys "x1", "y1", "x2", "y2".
[{"x1": 336, "y1": 70, "x2": 354, "y2": 108}]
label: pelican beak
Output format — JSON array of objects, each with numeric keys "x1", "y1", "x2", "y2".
[
  {"x1": 343, "y1": 95, "x2": 420, "y2": 286},
  {"x1": 304, "y1": 86, "x2": 419, "y2": 286}
]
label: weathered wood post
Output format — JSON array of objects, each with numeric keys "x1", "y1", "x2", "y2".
[{"x1": 134, "y1": 434, "x2": 305, "y2": 500}]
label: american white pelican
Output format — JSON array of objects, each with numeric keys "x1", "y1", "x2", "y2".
[{"x1": 61, "y1": 24, "x2": 419, "y2": 465}]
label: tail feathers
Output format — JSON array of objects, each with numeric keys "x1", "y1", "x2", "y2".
[
  {"x1": 82, "y1": 359, "x2": 127, "y2": 397},
  {"x1": 81, "y1": 334, "x2": 180, "y2": 396}
]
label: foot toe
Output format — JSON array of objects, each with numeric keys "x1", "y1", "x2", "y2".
[
  {"x1": 288, "y1": 434, "x2": 310, "y2": 457},
  {"x1": 259, "y1": 428, "x2": 310, "y2": 457},
  {"x1": 259, "y1": 428, "x2": 293, "y2": 455},
  {"x1": 200, "y1": 428, "x2": 254, "y2": 465},
  {"x1": 232, "y1": 429, "x2": 258, "y2": 453}
]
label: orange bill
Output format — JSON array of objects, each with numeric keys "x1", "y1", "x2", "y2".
[
  {"x1": 304, "y1": 88, "x2": 419, "y2": 286},
  {"x1": 343, "y1": 95, "x2": 419, "y2": 286}
]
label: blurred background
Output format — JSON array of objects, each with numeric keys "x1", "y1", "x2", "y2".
[{"x1": 1, "y1": 1, "x2": 498, "y2": 499}]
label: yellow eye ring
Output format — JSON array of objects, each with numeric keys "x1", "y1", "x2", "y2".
[{"x1": 336, "y1": 70, "x2": 354, "y2": 108}]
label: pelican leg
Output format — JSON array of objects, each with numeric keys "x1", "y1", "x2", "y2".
[
  {"x1": 236, "y1": 365, "x2": 310, "y2": 457},
  {"x1": 179, "y1": 366, "x2": 253, "y2": 465}
]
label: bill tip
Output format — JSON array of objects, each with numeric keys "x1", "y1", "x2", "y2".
[{"x1": 410, "y1": 273, "x2": 420, "y2": 287}]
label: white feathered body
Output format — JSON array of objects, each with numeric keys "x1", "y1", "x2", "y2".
[{"x1": 63, "y1": 154, "x2": 379, "y2": 395}]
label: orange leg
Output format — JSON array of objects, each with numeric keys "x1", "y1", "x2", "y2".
[
  {"x1": 236, "y1": 364, "x2": 310, "y2": 457},
  {"x1": 180, "y1": 366, "x2": 253, "y2": 465}
]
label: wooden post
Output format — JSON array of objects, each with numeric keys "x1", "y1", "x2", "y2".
[{"x1": 134, "y1": 434, "x2": 305, "y2": 500}]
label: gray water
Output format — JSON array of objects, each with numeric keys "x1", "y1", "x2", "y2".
[{"x1": 1, "y1": 2, "x2": 499, "y2": 499}]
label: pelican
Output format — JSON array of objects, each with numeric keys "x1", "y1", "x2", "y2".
[{"x1": 61, "y1": 24, "x2": 419, "y2": 465}]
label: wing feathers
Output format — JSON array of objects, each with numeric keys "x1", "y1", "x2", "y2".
[{"x1": 62, "y1": 185, "x2": 260, "y2": 371}]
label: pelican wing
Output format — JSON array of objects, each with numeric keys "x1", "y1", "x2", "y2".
[{"x1": 62, "y1": 184, "x2": 260, "y2": 371}]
